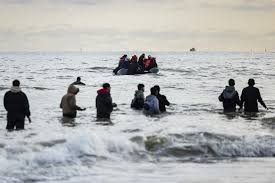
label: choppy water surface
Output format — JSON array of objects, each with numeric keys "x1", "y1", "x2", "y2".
[{"x1": 0, "y1": 51, "x2": 275, "y2": 183}]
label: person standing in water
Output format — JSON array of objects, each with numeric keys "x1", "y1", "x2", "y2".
[
  {"x1": 219, "y1": 79, "x2": 241, "y2": 112},
  {"x1": 131, "y1": 83, "x2": 145, "y2": 109},
  {"x1": 72, "y1": 77, "x2": 86, "y2": 85},
  {"x1": 240, "y1": 79, "x2": 268, "y2": 112},
  {"x1": 96, "y1": 83, "x2": 116, "y2": 119},
  {"x1": 143, "y1": 87, "x2": 160, "y2": 115},
  {"x1": 154, "y1": 85, "x2": 170, "y2": 112},
  {"x1": 60, "y1": 84, "x2": 86, "y2": 118},
  {"x1": 4, "y1": 80, "x2": 31, "y2": 131}
]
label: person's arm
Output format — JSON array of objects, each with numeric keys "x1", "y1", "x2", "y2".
[
  {"x1": 257, "y1": 89, "x2": 268, "y2": 109},
  {"x1": 69, "y1": 95, "x2": 83, "y2": 111},
  {"x1": 106, "y1": 95, "x2": 113, "y2": 113},
  {"x1": 235, "y1": 92, "x2": 241, "y2": 107},
  {"x1": 218, "y1": 92, "x2": 224, "y2": 102},
  {"x1": 3, "y1": 92, "x2": 8, "y2": 111},
  {"x1": 239, "y1": 89, "x2": 245, "y2": 109},
  {"x1": 23, "y1": 93, "x2": 31, "y2": 117},
  {"x1": 164, "y1": 96, "x2": 170, "y2": 106}
]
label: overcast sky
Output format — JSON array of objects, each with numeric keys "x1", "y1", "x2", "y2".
[{"x1": 0, "y1": 0, "x2": 274, "y2": 52}]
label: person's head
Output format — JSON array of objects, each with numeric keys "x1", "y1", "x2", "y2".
[
  {"x1": 68, "y1": 84, "x2": 79, "y2": 95},
  {"x1": 137, "y1": 83, "x2": 144, "y2": 91},
  {"x1": 148, "y1": 55, "x2": 152, "y2": 59},
  {"x1": 154, "y1": 85, "x2": 160, "y2": 93},
  {"x1": 76, "y1": 77, "x2": 81, "y2": 82},
  {"x1": 103, "y1": 83, "x2": 111, "y2": 92},
  {"x1": 248, "y1": 78, "x2": 255, "y2": 86},
  {"x1": 12, "y1": 79, "x2": 20, "y2": 87},
  {"x1": 150, "y1": 87, "x2": 157, "y2": 96},
  {"x1": 131, "y1": 55, "x2": 137, "y2": 62},
  {"x1": 228, "y1": 79, "x2": 235, "y2": 86}
]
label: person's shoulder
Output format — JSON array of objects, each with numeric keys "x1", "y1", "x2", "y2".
[{"x1": 4, "y1": 90, "x2": 11, "y2": 95}]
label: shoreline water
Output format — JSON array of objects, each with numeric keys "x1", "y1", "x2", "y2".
[{"x1": 0, "y1": 51, "x2": 275, "y2": 182}]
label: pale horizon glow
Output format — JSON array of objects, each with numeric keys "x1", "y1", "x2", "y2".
[{"x1": 0, "y1": 0, "x2": 274, "y2": 52}]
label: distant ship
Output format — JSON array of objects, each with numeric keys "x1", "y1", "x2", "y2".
[{"x1": 190, "y1": 48, "x2": 196, "y2": 52}]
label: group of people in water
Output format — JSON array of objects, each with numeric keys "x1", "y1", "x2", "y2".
[
  {"x1": 3, "y1": 76, "x2": 268, "y2": 131},
  {"x1": 219, "y1": 78, "x2": 268, "y2": 112},
  {"x1": 113, "y1": 53, "x2": 158, "y2": 75}
]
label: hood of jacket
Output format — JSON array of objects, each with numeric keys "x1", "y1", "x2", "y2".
[
  {"x1": 97, "y1": 88, "x2": 110, "y2": 95},
  {"x1": 223, "y1": 86, "x2": 236, "y2": 99},
  {"x1": 10, "y1": 86, "x2": 21, "y2": 93},
  {"x1": 67, "y1": 84, "x2": 79, "y2": 95}
]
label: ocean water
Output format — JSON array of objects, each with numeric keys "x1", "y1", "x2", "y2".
[{"x1": 0, "y1": 51, "x2": 275, "y2": 183}]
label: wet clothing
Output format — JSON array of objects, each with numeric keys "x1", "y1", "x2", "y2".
[
  {"x1": 156, "y1": 93, "x2": 170, "y2": 112},
  {"x1": 60, "y1": 85, "x2": 81, "y2": 118},
  {"x1": 4, "y1": 86, "x2": 30, "y2": 130},
  {"x1": 131, "y1": 90, "x2": 144, "y2": 109},
  {"x1": 143, "y1": 95, "x2": 160, "y2": 115},
  {"x1": 219, "y1": 86, "x2": 241, "y2": 112},
  {"x1": 240, "y1": 86, "x2": 267, "y2": 112},
  {"x1": 96, "y1": 88, "x2": 113, "y2": 118}
]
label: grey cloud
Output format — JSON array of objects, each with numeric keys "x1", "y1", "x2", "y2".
[{"x1": 0, "y1": 26, "x2": 272, "y2": 42}]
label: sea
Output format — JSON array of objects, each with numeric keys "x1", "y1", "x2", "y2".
[{"x1": 0, "y1": 51, "x2": 275, "y2": 183}]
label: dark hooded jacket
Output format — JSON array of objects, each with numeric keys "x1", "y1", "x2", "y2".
[
  {"x1": 219, "y1": 86, "x2": 240, "y2": 112},
  {"x1": 156, "y1": 94, "x2": 170, "y2": 112},
  {"x1": 240, "y1": 86, "x2": 267, "y2": 112},
  {"x1": 4, "y1": 86, "x2": 30, "y2": 129},
  {"x1": 96, "y1": 88, "x2": 113, "y2": 118}
]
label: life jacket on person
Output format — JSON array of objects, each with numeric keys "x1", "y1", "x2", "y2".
[{"x1": 148, "y1": 57, "x2": 157, "y2": 69}]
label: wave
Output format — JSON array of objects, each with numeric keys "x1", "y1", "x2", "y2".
[{"x1": 138, "y1": 132, "x2": 275, "y2": 158}]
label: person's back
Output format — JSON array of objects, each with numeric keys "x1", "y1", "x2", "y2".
[
  {"x1": 131, "y1": 84, "x2": 145, "y2": 109},
  {"x1": 218, "y1": 79, "x2": 240, "y2": 112},
  {"x1": 240, "y1": 79, "x2": 267, "y2": 112},
  {"x1": 4, "y1": 80, "x2": 30, "y2": 130},
  {"x1": 96, "y1": 83, "x2": 113, "y2": 119},
  {"x1": 60, "y1": 84, "x2": 84, "y2": 118},
  {"x1": 143, "y1": 87, "x2": 160, "y2": 115},
  {"x1": 154, "y1": 85, "x2": 170, "y2": 112}
]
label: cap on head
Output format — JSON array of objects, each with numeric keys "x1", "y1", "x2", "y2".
[
  {"x1": 137, "y1": 83, "x2": 144, "y2": 90},
  {"x1": 150, "y1": 87, "x2": 157, "y2": 95},
  {"x1": 103, "y1": 83, "x2": 110, "y2": 89},
  {"x1": 13, "y1": 79, "x2": 20, "y2": 87},
  {"x1": 248, "y1": 79, "x2": 255, "y2": 86},
  {"x1": 228, "y1": 79, "x2": 235, "y2": 86},
  {"x1": 154, "y1": 85, "x2": 160, "y2": 92}
]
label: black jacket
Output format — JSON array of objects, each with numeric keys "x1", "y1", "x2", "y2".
[
  {"x1": 219, "y1": 86, "x2": 241, "y2": 112},
  {"x1": 96, "y1": 88, "x2": 113, "y2": 118},
  {"x1": 4, "y1": 90, "x2": 30, "y2": 118},
  {"x1": 127, "y1": 62, "x2": 138, "y2": 75},
  {"x1": 156, "y1": 94, "x2": 170, "y2": 112},
  {"x1": 240, "y1": 86, "x2": 267, "y2": 112}
]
